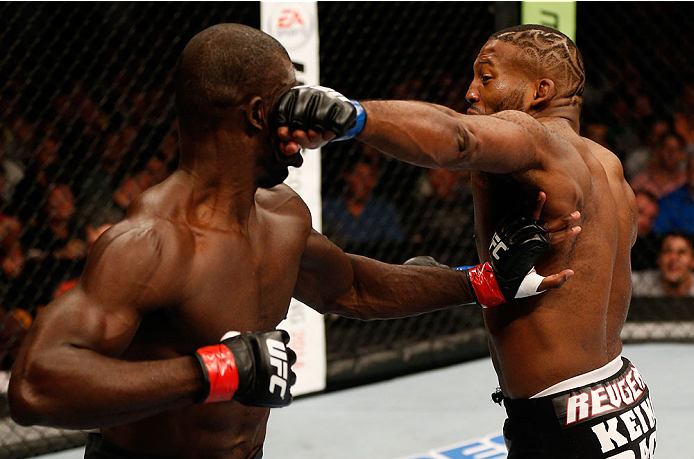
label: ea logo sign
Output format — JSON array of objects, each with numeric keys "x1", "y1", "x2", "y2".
[{"x1": 267, "y1": 5, "x2": 313, "y2": 50}]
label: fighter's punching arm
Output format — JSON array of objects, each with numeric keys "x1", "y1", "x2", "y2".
[
  {"x1": 275, "y1": 86, "x2": 543, "y2": 173},
  {"x1": 8, "y1": 222, "x2": 195, "y2": 429},
  {"x1": 8, "y1": 222, "x2": 295, "y2": 430},
  {"x1": 294, "y1": 205, "x2": 579, "y2": 318}
]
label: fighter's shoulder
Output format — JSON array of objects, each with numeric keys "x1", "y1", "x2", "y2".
[
  {"x1": 255, "y1": 184, "x2": 311, "y2": 219},
  {"x1": 99, "y1": 215, "x2": 193, "y2": 249},
  {"x1": 581, "y1": 136, "x2": 626, "y2": 178},
  {"x1": 491, "y1": 110, "x2": 545, "y2": 132},
  {"x1": 489, "y1": 110, "x2": 554, "y2": 148},
  {"x1": 83, "y1": 216, "x2": 194, "y2": 303}
]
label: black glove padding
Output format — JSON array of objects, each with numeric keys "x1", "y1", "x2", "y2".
[
  {"x1": 403, "y1": 255, "x2": 450, "y2": 269},
  {"x1": 275, "y1": 86, "x2": 357, "y2": 138},
  {"x1": 228, "y1": 330, "x2": 297, "y2": 408},
  {"x1": 195, "y1": 329, "x2": 297, "y2": 407},
  {"x1": 489, "y1": 216, "x2": 550, "y2": 300}
]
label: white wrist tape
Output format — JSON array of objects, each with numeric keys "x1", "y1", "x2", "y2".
[
  {"x1": 220, "y1": 331, "x2": 241, "y2": 341},
  {"x1": 515, "y1": 269, "x2": 546, "y2": 298}
]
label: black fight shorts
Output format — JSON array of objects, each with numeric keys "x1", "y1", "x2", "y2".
[
  {"x1": 501, "y1": 357, "x2": 656, "y2": 459},
  {"x1": 84, "y1": 433, "x2": 264, "y2": 459}
]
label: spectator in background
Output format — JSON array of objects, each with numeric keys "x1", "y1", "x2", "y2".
[
  {"x1": 631, "y1": 189, "x2": 661, "y2": 270},
  {"x1": 624, "y1": 118, "x2": 671, "y2": 181},
  {"x1": 0, "y1": 135, "x2": 25, "y2": 206},
  {"x1": 20, "y1": 184, "x2": 87, "y2": 314},
  {"x1": 673, "y1": 83, "x2": 694, "y2": 152},
  {"x1": 53, "y1": 84, "x2": 108, "y2": 143},
  {"x1": 113, "y1": 152, "x2": 172, "y2": 210},
  {"x1": 583, "y1": 121, "x2": 613, "y2": 151},
  {"x1": 322, "y1": 157, "x2": 404, "y2": 250},
  {"x1": 410, "y1": 168, "x2": 476, "y2": 266},
  {"x1": 22, "y1": 184, "x2": 84, "y2": 256},
  {"x1": 1, "y1": 116, "x2": 34, "y2": 166},
  {"x1": 53, "y1": 204, "x2": 124, "y2": 299},
  {"x1": 629, "y1": 131, "x2": 687, "y2": 199},
  {"x1": 156, "y1": 129, "x2": 181, "y2": 165},
  {"x1": 633, "y1": 231, "x2": 694, "y2": 296},
  {"x1": 72, "y1": 116, "x2": 137, "y2": 221},
  {"x1": 652, "y1": 152, "x2": 694, "y2": 236},
  {"x1": 112, "y1": 128, "x2": 178, "y2": 211},
  {"x1": 100, "y1": 119, "x2": 139, "y2": 181},
  {"x1": 0, "y1": 306, "x2": 32, "y2": 371},
  {"x1": 0, "y1": 213, "x2": 24, "y2": 281},
  {"x1": 8, "y1": 132, "x2": 63, "y2": 224},
  {"x1": 0, "y1": 214, "x2": 31, "y2": 371},
  {"x1": 52, "y1": 85, "x2": 109, "y2": 188},
  {"x1": 604, "y1": 93, "x2": 641, "y2": 159}
]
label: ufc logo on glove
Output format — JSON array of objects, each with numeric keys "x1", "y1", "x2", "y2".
[
  {"x1": 195, "y1": 329, "x2": 297, "y2": 407},
  {"x1": 490, "y1": 234, "x2": 509, "y2": 261},
  {"x1": 266, "y1": 338, "x2": 289, "y2": 397}
]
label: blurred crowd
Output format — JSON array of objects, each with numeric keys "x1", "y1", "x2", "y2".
[
  {"x1": 2, "y1": 60, "x2": 694, "y2": 373},
  {"x1": 0, "y1": 79, "x2": 179, "y2": 369},
  {"x1": 322, "y1": 80, "x2": 694, "y2": 302}
]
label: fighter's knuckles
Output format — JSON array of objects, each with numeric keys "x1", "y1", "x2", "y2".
[
  {"x1": 276, "y1": 126, "x2": 293, "y2": 141},
  {"x1": 287, "y1": 347, "x2": 297, "y2": 366},
  {"x1": 306, "y1": 129, "x2": 324, "y2": 144}
]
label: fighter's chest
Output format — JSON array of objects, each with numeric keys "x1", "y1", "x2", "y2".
[
  {"x1": 137, "y1": 231, "x2": 305, "y2": 353},
  {"x1": 191, "y1": 231, "x2": 302, "y2": 321}
]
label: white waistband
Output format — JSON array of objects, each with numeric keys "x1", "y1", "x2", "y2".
[{"x1": 530, "y1": 355, "x2": 624, "y2": 399}]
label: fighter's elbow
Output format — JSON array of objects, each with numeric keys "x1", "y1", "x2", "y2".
[
  {"x1": 320, "y1": 294, "x2": 377, "y2": 321},
  {"x1": 8, "y1": 376, "x2": 46, "y2": 426},
  {"x1": 8, "y1": 359, "x2": 64, "y2": 427},
  {"x1": 321, "y1": 300, "x2": 367, "y2": 321}
]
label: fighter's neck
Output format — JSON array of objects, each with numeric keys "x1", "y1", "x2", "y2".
[
  {"x1": 531, "y1": 102, "x2": 581, "y2": 134},
  {"x1": 176, "y1": 134, "x2": 259, "y2": 228}
]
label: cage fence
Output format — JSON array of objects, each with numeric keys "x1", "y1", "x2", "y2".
[{"x1": 0, "y1": 2, "x2": 692, "y2": 456}]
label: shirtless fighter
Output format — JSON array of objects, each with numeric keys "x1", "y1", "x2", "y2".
[
  {"x1": 7, "y1": 24, "x2": 579, "y2": 459},
  {"x1": 276, "y1": 25, "x2": 655, "y2": 459}
]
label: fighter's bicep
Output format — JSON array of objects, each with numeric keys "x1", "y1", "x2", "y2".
[
  {"x1": 30, "y1": 284, "x2": 142, "y2": 357},
  {"x1": 454, "y1": 111, "x2": 543, "y2": 173},
  {"x1": 38, "y1": 223, "x2": 194, "y2": 355},
  {"x1": 294, "y1": 229, "x2": 354, "y2": 311}
]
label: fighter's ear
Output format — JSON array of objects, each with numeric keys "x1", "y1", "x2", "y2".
[
  {"x1": 246, "y1": 96, "x2": 266, "y2": 131},
  {"x1": 530, "y1": 78, "x2": 556, "y2": 109}
]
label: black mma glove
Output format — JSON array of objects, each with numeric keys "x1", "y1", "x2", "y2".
[
  {"x1": 194, "y1": 329, "x2": 297, "y2": 407},
  {"x1": 487, "y1": 216, "x2": 551, "y2": 301},
  {"x1": 404, "y1": 216, "x2": 550, "y2": 308},
  {"x1": 275, "y1": 85, "x2": 366, "y2": 141}
]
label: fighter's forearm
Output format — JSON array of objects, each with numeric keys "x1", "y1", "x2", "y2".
[
  {"x1": 324, "y1": 254, "x2": 476, "y2": 320},
  {"x1": 9, "y1": 345, "x2": 202, "y2": 429},
  {"x1": 359, "y1": 100, "x2": 469, "y2": 170}
]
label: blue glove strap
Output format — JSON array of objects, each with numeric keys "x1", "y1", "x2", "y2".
[
  {"x1": 453, "y1": 265, "x2": 474, "y2": 271},
  {"x1": 335, "y1": 100, "x2": 366, "y2": 141}
]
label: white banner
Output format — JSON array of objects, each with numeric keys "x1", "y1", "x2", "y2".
[{"x1": 261, "y1": 1, "x2": 326, "y2": 396}]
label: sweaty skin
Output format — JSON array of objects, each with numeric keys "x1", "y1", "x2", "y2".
[
  {"x1": 365, "y1": 41, "x2": 637, "y2": 398},
  {"x1": 8, "y1": 26, "x2": 579, "y2": 458},
  {"x1": 279, "y1": 38, "x2": 637, "y2": 399}
]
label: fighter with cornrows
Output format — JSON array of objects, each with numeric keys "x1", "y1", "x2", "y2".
[
  {"x1": 277, "y1": 24, "x2": 655, "y2": 458},
  {"x1": 8, "y1": 24, "x2": 579, "y2": 458}
]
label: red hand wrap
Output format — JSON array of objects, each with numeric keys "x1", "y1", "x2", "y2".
[
  {"x1": 467, "y1": 262, "x2": 505, "y2": 308},
  {"x1": 196, "y1": 344, "x2": 240, "y2": 404}
]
